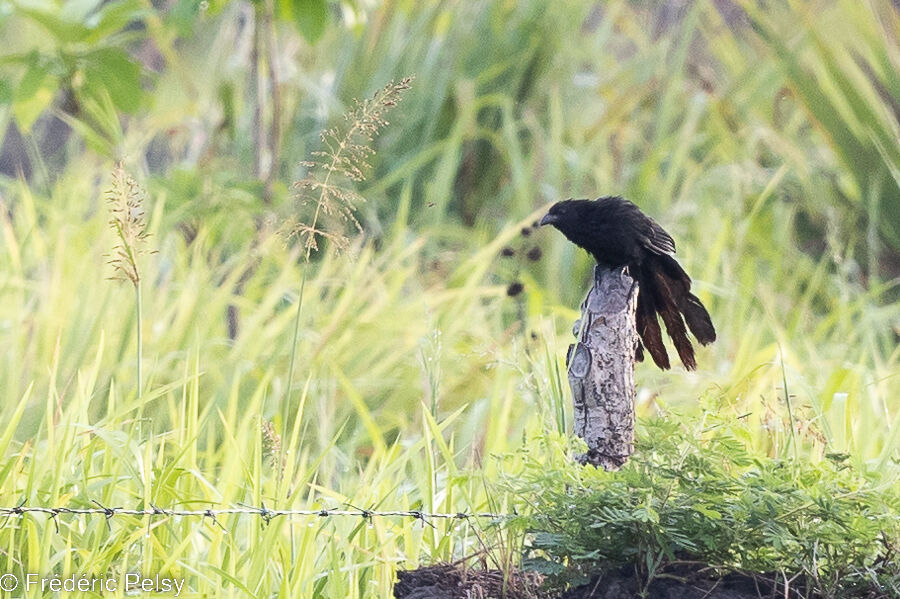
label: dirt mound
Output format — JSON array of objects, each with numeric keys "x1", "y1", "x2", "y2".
[
  {"x1": 394, "y1": 564, "x2": 770, "y2": 599},
  {"x1": 393, "y1": 563, "x2": 550, "y2": 599}
]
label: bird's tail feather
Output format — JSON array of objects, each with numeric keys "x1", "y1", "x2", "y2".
[
  {"x1": 659, "y1": 255, "x2": 716, "y2": 345},
  {"x1": 636, "y1": 286, "x2": 670, "y2": 370},
  {"x1": 651, "y1": 270, "x2": 696, "y2": 370},
  {"x1": 680, "y1": 293, "x2": 716, "y2": 345},
  {"x1": 636, "y1": 255, "x2": 716, "y2": 371}
]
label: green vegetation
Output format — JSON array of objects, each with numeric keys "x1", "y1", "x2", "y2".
[
  {"x1": 0, "y1": 1, "x2": 897, "y2": 597},
  {"x1": 513, "y1": 416, "x2": 900, "y2": 597}
]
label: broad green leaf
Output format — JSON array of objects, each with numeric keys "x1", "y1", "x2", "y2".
[
  {"x1": 84, "y1": 0, "x2": 147, "y2": 44},
  {"x1": 13, "y1": 3, "x2": 91, "y2": 43},
  {"x1": 80, "y1": 46, "x2": 142, "y2": 113},
  {"x1": 280, "y1": 0, "x2": 328, "y2": 43},
  {"x1": 12, "y1": 56, "x2": 58, "y2": 130}
]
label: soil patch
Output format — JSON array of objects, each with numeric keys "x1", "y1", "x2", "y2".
[
  {"x1": 393, "y1": 563, "x2": 550, "y2": 599},
  {"x1": 394, "y1": 563, "x2": 814, "y2": 599}
]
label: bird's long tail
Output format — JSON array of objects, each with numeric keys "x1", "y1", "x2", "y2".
[{"x1": 635, "y1": 255, "x2": 716, "y2": 371}]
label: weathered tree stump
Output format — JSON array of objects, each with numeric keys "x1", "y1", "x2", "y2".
[{"x1": 567, "y1": 265, "x2": 638, "y2": 470}]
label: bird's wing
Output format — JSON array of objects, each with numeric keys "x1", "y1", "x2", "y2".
[
  {"x1": 641, "y1": 219, "x2": 676, "y2": 255},
  {"x1": 624, "y1": 202, "x2": 675, "y2": 255},
  {"x1": 596, "y1": 196, "x2": 677, "y2": 256}
]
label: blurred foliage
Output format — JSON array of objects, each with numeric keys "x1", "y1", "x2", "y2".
[
  {"x1": 1, "y1": 0, "x2": 898, "y2": 280},
  {"x1": 1, "y1": 0, "x2": 145, "y2": 141},
  {"x1": 743, "y1": 0, "x2": 900, "y2": 277}
]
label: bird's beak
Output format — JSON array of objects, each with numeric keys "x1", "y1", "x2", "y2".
[{"x1": 538, "y1": 213, "x2": 556, "y2": 227}]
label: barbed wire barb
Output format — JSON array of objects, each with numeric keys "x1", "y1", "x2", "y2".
[
  {"x1": 91, "y1": 499, "x2": 120, "y2": 532},
  {"x1": 237, "y1": 502, "x2": 278, "y2": 526},
  {"x1": 204, "y1": 509, "x2": 228, "y2": 533}
]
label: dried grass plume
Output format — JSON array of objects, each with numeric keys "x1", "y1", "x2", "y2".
[{"x1": 288, "y1": 77, "x2": 413, "y2": 259}]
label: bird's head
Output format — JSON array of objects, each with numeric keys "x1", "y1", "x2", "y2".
[
  {"x1": 539, "y1": 199, "x2": 591, "y2": 230},
  {"x1": 539, "y1": 199, "x2": 600, "y2": 250}
]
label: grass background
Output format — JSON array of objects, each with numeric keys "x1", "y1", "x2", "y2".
[{"x1": 0, "y1": 0, "x2": 898, "y2": 597}]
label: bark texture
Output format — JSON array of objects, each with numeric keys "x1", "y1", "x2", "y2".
[{"x1": 567, "y1": 265, "x2": 638, "y2": 470}]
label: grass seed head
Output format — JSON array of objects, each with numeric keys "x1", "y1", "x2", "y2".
[
  {"x1": 106, "y1": 163, "x2": 153, "y2": 287},
  {"x1": 261, "y1": 420, "x2": 285, "y2": 474},
  {"x1": 287, "y1": 77, "x2": 413, "y2": 259}
]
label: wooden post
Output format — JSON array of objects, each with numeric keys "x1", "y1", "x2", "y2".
[{"x1": 567, "y1": 265, "x2": 638, "y2": 470}]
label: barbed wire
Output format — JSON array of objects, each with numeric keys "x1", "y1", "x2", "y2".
[{"x1": 0, "y1": 502, "x2": 510, "y2": 533}]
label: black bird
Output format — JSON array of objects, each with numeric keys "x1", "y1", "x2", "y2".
[{"x1": 539, "y1": 196, "x2": 716, "y2": 370}]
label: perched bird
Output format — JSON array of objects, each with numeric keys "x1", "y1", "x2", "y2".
[{"x1": 539, "y1": 196, "x2": 716, "y2": 370}]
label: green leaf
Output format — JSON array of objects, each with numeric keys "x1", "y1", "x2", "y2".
[
  {"x1": 84, "y1": 0, "x2": 147, "y2": 44},
  {"x1": 166, "y1": 0, "x2": 205, "y2": 36},
  {"x1": 280, "y1": 0, "x2": 328, "y2": 43},
  {"x1": 80, "y1": 47, "x2": 142, "y2": 113},
  {"x1": 0, "y1": 78, "x2": 12, "y2": 104},
  {"x1": 693, "y1": 504, "x2": 723, "y2": 520},
  {"x1": 12, "y1": 3, "x2": 91, "y2": 43},
  {"x1": 12, "y1": 55, "x2": 58, "y2": 131}
]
